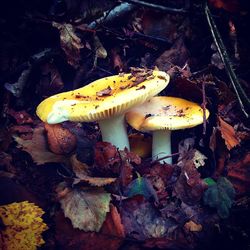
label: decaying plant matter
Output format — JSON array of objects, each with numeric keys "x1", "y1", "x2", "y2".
[{"x1": 0, "y1": 1, "x2": 249, "y2": 250}]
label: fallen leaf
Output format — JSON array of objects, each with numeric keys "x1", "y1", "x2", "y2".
[
  {"x1": 45, "y1": 123, "x2": 77, "y2": 154},
  {"x1": 0, "y1": 201, "x2": 47, "y2": 249},
  {"x1": 58, "y1": 186, "x2": 111, "y2": 232},
  {"x1": 71, "y1": 154, "x2": 89, "y2": 176},
  {"x1": 218, "y1": 117, "x2": 240, "y2": 150},
  {"x1": 119, "y1": 149, "x2": 141, "y2": 188},
  {"x1": 203, "y1": 177, "x2": 217, "y2": 186},
  {"x1": 94, "y1": 142, "x2": 120, "y2": 174},
  {"x1": 227, "y1": 152, "x2": 250, "y2": 195},
  {"x1": 171, "y1": 78, "x2": 203, "y2": 103},
  {"x1": 203, "y1": 177, "x2": 235, "y2": 218},
  {"x1": 73, "y1": 176, "x2": 117, "y2": 187},
  {"x1": 4, "y1": 66, "x2": 32, "y2": 97},
  {"x1": 208, "y1": 0, "x2": 241, "y2": 12},
  {"x1": 0, "y1": 176, "x2": 43, "y2": 206},
  {"x1": 146, "y1": 163, "x2": 174, "y2": 200},
  {"x1": 209, "y1": 127, "x2": 229, "y2": 178},
  {"x1": 111, "y1": 48, "x2": 123, "y2": 72},
  {"x1": 193, "y1": 150, "x2": 208, "y2": 168},
  {"x1": 55, "y1": 205, "x2": 124, "y2": 250},
  {"x1": 14, "y1": 125, "x2": 68, "y2": 165},
  {"x1": 53, "y1": 22, "x2": 84, "y2": 68},
  {"x1": 119, "y1": 154, "x2": 133, "y2": 188},
  {"x1": 71, "y1": 154, "x2": 117, "y2": 187},
  {"x1": 184, "y1": 220, "x2": 202, "y2": 232},
  {"x1": 174, "y1": 159, "x2": 207, "y2": 205},
  {"x1": 38, "y1": 62, "x2": 64, "y2": 97},
  {"x1": 93, "y1": 35, "x2": 107, "y2": 60},
  {"x1": 155, "y1": 37, "x2": 190, "y2": 72},
  {"x1": 10, "y1": 125, "x2": 33, "y2": 134},
  {"x1": 129, "y1": 133, "x2": 152, "y2": 158},
  {"x1": 0, "y1": 128, "x2": 12, "y2": 151},
  {"x1": 160, "y1": 202, "x2": 187, "y2": 225},
  {"x1": 124, "y1": 175, "x2": 158, "y2": 202},
  {"x1": 142, "y1": 10, "x2": 185, "y2": 43},
  {"x1": 6, "y1": 109, "x2": 33, "y2": 124},
  {"x1": 120, "y1": 196, "x2": 177, "y2": 241}
]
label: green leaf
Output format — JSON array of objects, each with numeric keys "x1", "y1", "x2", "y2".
[
  {"x1": 203, "y1": 177, "x2": 216, "y2": 186},
  {"x1": 124, "y1": 176, "x2": 157, "y2": 201},
  {"x1": 203, "y1": 177, "x2": 235, "y2": 218}
]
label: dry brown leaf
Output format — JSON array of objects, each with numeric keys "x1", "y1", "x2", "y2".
[
  {"x1": 71, "y1": 154, "x2": 116, "y2": 187},
  {"x1": 14, "y1": 125, "x2": 68, "y2": 165},
  {"x1": 227, "y1": 153, "x2": 250, "y2": 195},
  {"x1": 71, "y1": 154, "x2": 89, "y2": 176},
  {"x1": 111, "y1": 48, "x2": 123, "y2": 72},
  {"x1": 218, "y1": 117, "x2": 240, "y2": 150},
  {"x1": 6, "y1": 109, "x2": 33, "y2": 124},
  {"x1": 155, "y1": 37, "x2": 189, "y2": 72},
  {"x1": 53, "y1": 22, "x2": 84, "y2": 68},
  {"x1": 55, "y1": 204, "x2": 124, "y2": 250},
  {"x1": 38, "y1": 62, "x2": 64, "y2": 96},
  {"x1": 73, "y1": 176, "x2": 116, "y2": 187},
  {"x1": 208, "y1": 0, "x2": 241, "y2": 12},
  {"x1": 45, "y1": 123, "x2": 77, "y2": 154},
  {"x1": 184, "y1": 220, "x2": 202, "y2": 232}
]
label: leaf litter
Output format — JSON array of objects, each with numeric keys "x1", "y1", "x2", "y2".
[{"x1": 1, "y1": 1, "x2": 250, "y2": 249}]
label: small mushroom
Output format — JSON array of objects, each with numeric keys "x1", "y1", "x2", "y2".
[
  {"x1": 36, "y1": 70, "x2": 170, "y2": 150},
  {"x1": 125, "y1": 96, "x2": 209, "y2": 164}
]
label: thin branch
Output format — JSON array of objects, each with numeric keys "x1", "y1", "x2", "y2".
[
  {"x1": 123, "y1": 0, "x2": 188, "y2": 14},
  {"x1": 201, "y1": 82, "x2": 207, "y2": 135},
  {"x1": 88, "y1": 3, "x2": 136, "y2": 29},
  {"x1": 204, "y1": 2, "x2": 250, "y2": 118},
  {"x1": 151, "y1": 152, "x2": 180, "y2": 164}
]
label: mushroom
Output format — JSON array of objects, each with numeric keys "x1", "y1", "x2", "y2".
[
  {"x1": 36, "y1": 69, "x2": 170, "y2": 150},
  {"x1": 125, "y1": 96, "x2": 209, "y2": 164}
]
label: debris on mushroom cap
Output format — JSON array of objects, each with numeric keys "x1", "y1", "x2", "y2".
[
  {"x1": 36, "y1": 70, "x2": 170, "y2": 124},
  {"x1": 126, "y1": 97, "x2": 210, "y2": 131}
]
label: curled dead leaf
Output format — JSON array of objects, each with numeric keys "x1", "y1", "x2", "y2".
[
  {"x1": 45, "y1": 123, "x2": 77, "y2": 154},
  {"x1": 53, "y1": 22, "x2": 84, "y2": 68},
  {"x1": 227, "y1": 152, "x2": 250, "y2": 195},
  {"x1": 218, "y1": 117, "x2": 240, "y2": 150},
  {"x1": 184, "y1": 220, "x2": 202, "y2": 232},
  {"x1": 14, "y1": 125, "x2": 69, "y2": 165}
]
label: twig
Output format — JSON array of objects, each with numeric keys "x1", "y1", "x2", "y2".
[
  {"x1": 201, "y1": 82, "x2": 207, "y2": 135},
  {"x1": 88, "y1": 3, "x2": 136, "y2": 29},
  {"x1": 122, "y1": 0, "x2": 188, "y2": 14},
  {"x1": 102, "y1": 25, "x2": 171, "y2": 46},
  {"x1": 204, "y1": 2, "x2": 250, "y2": 118},
  {"x1": 151, "y1": 152, "x2": 180, "y2": 164}
]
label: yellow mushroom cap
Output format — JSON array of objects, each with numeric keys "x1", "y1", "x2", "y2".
[
  {"x1": 126, "y1": 96, "x2": 210, "y2": 131},
  {"x1": 36, "y1": 70, "x2": 170, "y2": 124}
]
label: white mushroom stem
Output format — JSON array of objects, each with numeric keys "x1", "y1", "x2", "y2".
[
  {"x1": 98, "y1": 114, "x2": 130, "y2": 150},
  {"x1": 152, "y1": 130, "x2": 172, "y2": 164}
]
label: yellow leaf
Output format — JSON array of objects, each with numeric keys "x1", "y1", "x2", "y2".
[{"x1": 0, "y1": 201, "x2": 48, "y2": 250}]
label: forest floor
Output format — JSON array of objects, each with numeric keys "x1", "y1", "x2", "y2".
[{"x1": 0, "y1": 1, "x2": 250, "y2": 249}]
